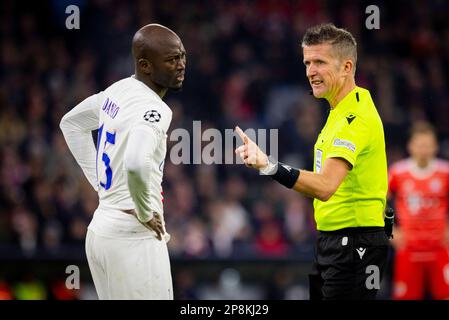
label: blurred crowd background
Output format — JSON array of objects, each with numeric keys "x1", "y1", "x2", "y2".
[{"x1": 0, "y1": 0, "x2": 448, "y2": 299}]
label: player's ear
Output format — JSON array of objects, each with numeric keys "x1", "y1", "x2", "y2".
[{"x1": 138, "y1": 58, "x2": 153, "y2": 75}]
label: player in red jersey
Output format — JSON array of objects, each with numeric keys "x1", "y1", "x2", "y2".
[{"x1": 388, "y1": 122, "x2": 449, "y2": 299}]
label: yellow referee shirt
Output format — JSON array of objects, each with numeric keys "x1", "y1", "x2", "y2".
[{"x1": 313, "y1": 86, "x2": 387, "y2": 231}]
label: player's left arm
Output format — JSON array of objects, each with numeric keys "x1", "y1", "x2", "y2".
[
  {"x1": 124, "y1": 105, "x2": 172, "y2": 226},
  {"x1": 124, "y1": 124, "x2": 160, "y2": 223},
  {"x1": 60, "y1": 93, "x2": 102, "y2": 191},
  {"x1": 124, "y1": 124, "x2": 166, "y2": 241}
]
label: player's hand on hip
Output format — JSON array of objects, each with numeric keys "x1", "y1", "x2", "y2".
[
  {"x1": 144, "y1": 213, "x2": 165, "y2": 241},
  {"x1": 234, "y1": 126, "x2": 268, "y2": 170}
]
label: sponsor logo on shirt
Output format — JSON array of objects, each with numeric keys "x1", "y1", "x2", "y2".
[
  {"x1": 356, "y1": 247, "x2": 366, "y2": 259},
  {"x1": 346, "y1": 114, "x2": 356, "y2": 124},
  {"x1": 430, "y1": 178, "x2": 442, "y2": 192}
]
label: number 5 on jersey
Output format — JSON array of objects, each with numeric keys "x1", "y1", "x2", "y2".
[{"x1": 97, "y1": 123, "x2": 116, "y2": 190}]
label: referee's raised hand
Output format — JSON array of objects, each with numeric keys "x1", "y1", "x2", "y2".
[{"x1": 234, "y1": 126, "x2": 269, "y2": 170}]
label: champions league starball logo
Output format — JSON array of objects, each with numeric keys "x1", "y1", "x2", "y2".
[{"x1": 144, "y1": 110, "x2": 162, "y2": 123}]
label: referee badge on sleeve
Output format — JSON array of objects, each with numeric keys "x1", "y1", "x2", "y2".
[
  {"x1": 333, "y1": 138, "x2": 356, "y2": 152},
  {"x1": 315, "y1": 149, "x2": 323, "y2": 173}
]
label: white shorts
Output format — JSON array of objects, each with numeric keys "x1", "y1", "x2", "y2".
[{"x1": 85, "y1": 208, "x2": 173, "y2": 300}]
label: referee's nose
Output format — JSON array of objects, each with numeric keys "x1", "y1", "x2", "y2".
[{"x1": 306, "y1": 63, "x2": 318, "y2": 79}]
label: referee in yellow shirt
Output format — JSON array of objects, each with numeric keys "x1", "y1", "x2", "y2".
[{"x1": 235, "y1": 23, "x2": 390, "y2": 300}]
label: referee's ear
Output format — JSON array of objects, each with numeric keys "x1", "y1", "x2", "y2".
[{"x1": 343, "y1": 59, "x2": 355, "y2": 76}]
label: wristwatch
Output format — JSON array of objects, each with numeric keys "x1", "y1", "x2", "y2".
[{"x1": 259, "y1": 156, "x2": 278, "y2": 175}]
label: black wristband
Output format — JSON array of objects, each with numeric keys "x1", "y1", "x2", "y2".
[{"x1": 270, "y1": 162, "x2": 300, "y2": 189}]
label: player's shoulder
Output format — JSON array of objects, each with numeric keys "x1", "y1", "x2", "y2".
[
  {"x1": 102, "y1": 77, "x2": 148, "y2": 104},
  {"x1": 136, "y1": 98, "x2": 172, "y2": 120},
  {"x1": 389, "y1": 159, "x2": 411, "y2": 175},
  {"x1": 435, "y1": 159, "x2": 449, "y2": 173},
  {"x1": 133, "y1": 98, "x2": 172, "y2": 133},
  {"x1": 105, "y1": 76, "x2": 136, "y2": 92},
  {"x1": 112, "y1": 77, "x2": 172, "y2": 114}
]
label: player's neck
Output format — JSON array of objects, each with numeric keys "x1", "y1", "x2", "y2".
[
  {"x1": 135, "y1": 74, "x2": 167, "y2": 98},
  {"x1": 147, "y1": 81, "x2": 168, "y2": 99},
  {"x1": 413, "y1": 158, "x2": 432, "y2": 170},
  {"x1": 409, "y1": 158, "x2": 437, "y2": 179}
]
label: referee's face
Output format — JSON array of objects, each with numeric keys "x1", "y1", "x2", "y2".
[{"x1": 303, "y1": 43, "x2": 346, "y2": 101}]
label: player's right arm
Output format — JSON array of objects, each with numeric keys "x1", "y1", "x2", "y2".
[{"x1": 60, "y1": 93, "x2": 102, "y2": 191}]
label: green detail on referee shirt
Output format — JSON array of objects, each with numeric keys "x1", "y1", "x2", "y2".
[{"x1": 313, "y1": 86, "x2": 387, "y2": 231}]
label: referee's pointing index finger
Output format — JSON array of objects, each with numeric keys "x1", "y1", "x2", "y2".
[{"x1": 235, "y1": 126, "x2": 248, "y2": 144}]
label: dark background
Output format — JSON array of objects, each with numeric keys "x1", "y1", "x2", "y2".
[{"x1": 0, "y1": 0, "x2": 448, "y2": 299}]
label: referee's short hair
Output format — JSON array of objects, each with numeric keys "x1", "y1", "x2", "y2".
[{"x1": 302, "y1": 23, "x2": 357, "y2": 74}]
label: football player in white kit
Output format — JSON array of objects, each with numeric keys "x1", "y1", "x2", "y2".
[{"x1": 59, "y1": 24, "x2": 186, "y2": 299}]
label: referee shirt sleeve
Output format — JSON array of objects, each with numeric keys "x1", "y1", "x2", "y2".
[{"x1": 326, "y1": 115, "x2": 371, "y2": 168}]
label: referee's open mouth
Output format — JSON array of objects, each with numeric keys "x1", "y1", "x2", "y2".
[{"x1": 311, "y1": 80, "x2": 323, "y2": 87}]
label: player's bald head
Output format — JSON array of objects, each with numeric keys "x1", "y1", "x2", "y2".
[
  {"x1": 132, "y1": 24, "x2": 186, "y2": 95},
  {"x1": 132, "y1": 24, "x2": 180, "y2": 62}
]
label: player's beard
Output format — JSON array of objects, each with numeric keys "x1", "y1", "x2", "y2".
[
  {"x1": 153, "y1": 73, "x2": 183, "y2": 91},
  {"x1": 168, "y1": 76, "x2": 184, "y2": 91},
  {"x1": 170, "y1": 83, "x2": 183, "y2": 91}
]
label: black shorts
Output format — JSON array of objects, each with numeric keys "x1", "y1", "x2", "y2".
[{"x1": 309, "y1": 227, "x2": 390, "y2": 300}]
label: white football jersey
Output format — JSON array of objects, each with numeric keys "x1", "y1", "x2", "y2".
[{"x1": 95, "y1": 76, "x2": 172, "y2": 215}]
